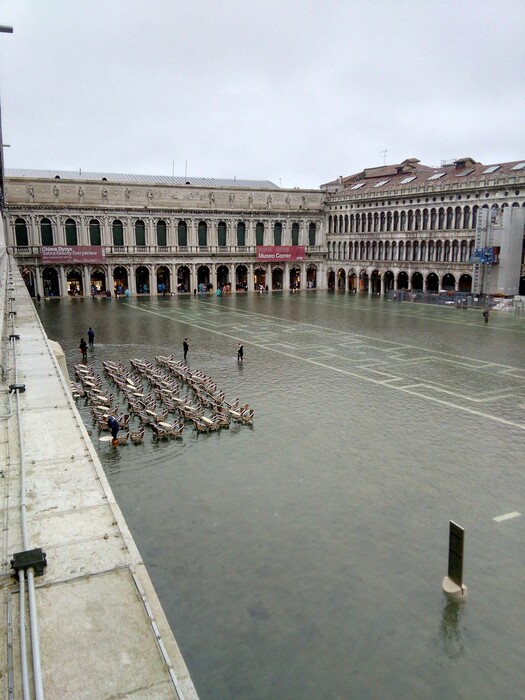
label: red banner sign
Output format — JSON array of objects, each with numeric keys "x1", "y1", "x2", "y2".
[
  {"x1": 256, "y1": 245, "x2": 305, "y2": 261},
  {"x1": 41, "y1": 246, "x2": 105, "y2": 263}
]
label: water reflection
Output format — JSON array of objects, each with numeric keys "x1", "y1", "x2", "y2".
[{"x1": 439, "y1": 600, "x2": 465, "y2": 660}]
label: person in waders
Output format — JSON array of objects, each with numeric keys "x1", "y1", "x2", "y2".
[{"x1": 107, "y1": 415, "x2": 120, "y2": 446}]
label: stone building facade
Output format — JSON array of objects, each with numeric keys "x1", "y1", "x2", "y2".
[
  {"x1": 322, "y1": 157, "x2": 525, "y2": 297},
  {"x1": 2, "y1": 170, "x2": 326, "y2": 296},
  {"x1": 3, "y1": 157, "x2": 525, "y2": 298}
]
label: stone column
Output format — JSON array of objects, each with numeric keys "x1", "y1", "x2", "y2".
[
  {"x1": 34, "y1": 267, "x2": 44, "y2": 298},
  {"x1": 189, "y1": 219, "x2": 196, "y2": 248},
  {"x1": 79, "y1": 216, "x2": 87, "y2": 246},
  {"x1": 300, "y1": 264, "x2": 307, "y2": 290},
  {"x1": 83, "y1": 266, "x2": 91, "y2": 296},
  {"x1": 29, "y1": 214, "x2": 37, "y2": 246},
  {"x1": 247, "y1": 219, "x2": 255, "y2": 247},
  {"x1": 248, "y1": 262, "x2": 255, "y2": 290},
  {"x1": 128, "y1": 265, "x2": 137, "y2": 295},
  {"x1": 100, "y1": 216, "x2": 108, "y2": 247},
  {"x1": 59, "y1": 266, "x2": 67, "y2": 297},
  {"x1": 144, "y1": 217, "x2": 151, "y2": 248}
]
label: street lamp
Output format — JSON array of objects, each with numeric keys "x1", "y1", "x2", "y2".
[{"x1": 0, "y1": 25, "x2": 14, "y2": 212}]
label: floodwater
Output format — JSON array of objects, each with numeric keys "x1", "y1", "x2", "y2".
[{"x1": 37, "y1": 291, "x2": 525, "y2": 700}]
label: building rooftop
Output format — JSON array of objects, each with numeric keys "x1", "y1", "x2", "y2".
[
  {"x1": 6, "y1": 169, "x2": 281, "y2": 190},
  {"x1": 321, "y1": 157, "x2": 525, "y2": 196}
]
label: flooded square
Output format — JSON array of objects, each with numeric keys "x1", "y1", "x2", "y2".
[{"x1": 37, "y1": 291, "x2": 525, "y2": 700}]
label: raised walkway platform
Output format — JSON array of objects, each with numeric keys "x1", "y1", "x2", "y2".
[{"x1": 0, "y1": 249, "x2": 198, "y2": 698}]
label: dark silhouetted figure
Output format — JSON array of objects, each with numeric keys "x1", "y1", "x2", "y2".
[
  {"x1": 183, "y1": 338, "x2": 189, "y2": 361},
  {"x1": 79, "y1": 338, "x2": 87, "y2": 360},
  {"x1": 237, "y1": 343, "x2": 244, "y2": 362},
  {"x1": 482, "y1": 309, "x2": 490, "y2": 324},
  {"x1": 107, "y1": 415, "x2": 120, "y2": 446}
]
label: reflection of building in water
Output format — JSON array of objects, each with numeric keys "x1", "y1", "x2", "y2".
[
  {"x1": 439, "y1": 600, "x2": 465, "y2": 660},
  {"x1": 4, "y1": 156, "x2": 525, "y2": 297}
]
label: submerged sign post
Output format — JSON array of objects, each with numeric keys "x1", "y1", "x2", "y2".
[
  {"x1": 442, "y1": 520, "x2": 468, "y2": 601},
  {"x1": 447, "y1": 521, "x2": 464, "y2": 586}
]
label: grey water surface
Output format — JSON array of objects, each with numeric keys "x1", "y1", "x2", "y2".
[{"x1": 37, "y1": 291, "x2": 525, "y2": 700}]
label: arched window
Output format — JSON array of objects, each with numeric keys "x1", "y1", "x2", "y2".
[
  {"x1": 386, "y1": 212, "x2": 392, "y2": 231},
  {"x1": 412, "y1": 241, "x2": 419, "y2": 261},
  {"x1": 452, "y1": 240, "x2": 459, "y2": 262},
  {"x1": 274, "y1": 222, "x2": 282, "y2": 246},
  {"x1": 428, "y1": 241, "x2": 435, "y2": 261},
  {"x1": 350, "y1": 215, "x2": 355, "y2": 233},
  {"x1": 256, "y1": 222, "x2": 264, "y2": 246},
  {"x1": 334, "y1": 217, "x2": 338, "y2": 234},
  {"x1": 454, "y1": 207, "x2": 462, "y2": 229},
  {"x1": 393, "y1": 212, "x2": 399, "y2": 231},
  {"x1": 344, "y1": 215, "x2": 349, "y2": 233},
  {"x1": 217, "y1": 221, "x2": 227, "y2": 247},
  {"x1": 328, "y1": 215, "x2": 333, "y2": 234},
  {"x1": 438, "y1": 208, "x2": 445, "y2": 229},
  {"x1": 380, "y1": 212, "x2": 385, "y2": 232},
  {"x1": 436, "y1": 241, "x2": 443, "y2": 261},
  {"x1": 135, "y1": 219, "x2": 146, "y2": 246},
  {"x1": 157, "y1": 220, "x2": 167, "y2": 247},
  {"x1": 198, "y1": 221, "x2": 207, "y2": 247},
  {"x1": 112, "y1": 219, "x2": 124, "y2": 246},
  {"x1": 291, "y1": 223, "x2": 299, "y2": 246},
  {"x1": 422, "y1": 209, "x2": 429, "y2": 230},
  {"x1": 444, "y1": 240, "x2": 451, "y2": 261},
  {"x1": 463, "y1": 207, "x2": 471, "y2": 229},
  {"x1": 460, "y1": 240, "x2": 467, "y2": 262},
  {"x1": 407, "y1": 210, "x2": 414, "y2": 231},
  {"x1": 15, "y1": 218, "x2": 29, "y2": 246},
  {"x1": 40, "y1": 217, "x2": 53, "y2": 246},
  {"x1": 472, "y1": 206, "x2": 479, "y2": 228},
  {"x1": 89, "y1": 219, "x2": 101, "y2": 246},
  {"x1": 446, "y1": 207, "x2": 454, "y2": 229},
  {"x1": 308, "y1": 223, "x2": 316, "y2": 246},
  {"x1": 65, "y1": 218, "x2": 78, "y2": 246},
  {"x1": 430, "y1": 209, "x2": 437, "y2": 230},
  {"x1": 178, "y1": 221, "x2": 187, "y2": 246},
  {"x1": 415, "y1": 210, "x2": 421, "y2": 231},
  {"x1": 400, "y1": 211, "x2": 406, "y2": 231},
  {"x1": 237, "y1": 222, "x2": 246, "y2": 247}
]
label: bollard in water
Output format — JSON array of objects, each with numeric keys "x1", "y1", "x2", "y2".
[{"x1": 442, "y1": 521, "x2": 468, "y2": 602}]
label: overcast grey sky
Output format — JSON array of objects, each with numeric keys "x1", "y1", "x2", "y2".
[{"x1": 1, "y1": 0, "x2": 524, "y2": 188}]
